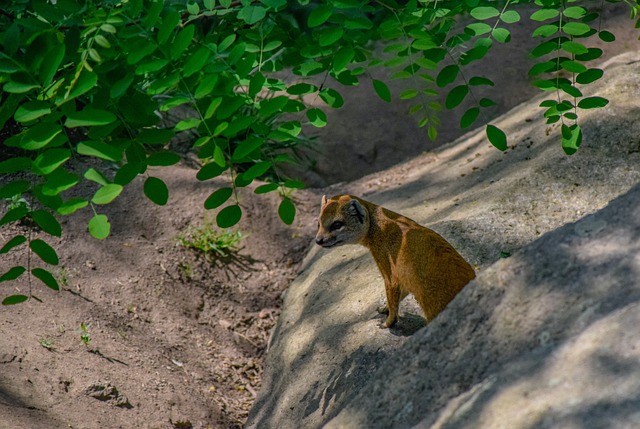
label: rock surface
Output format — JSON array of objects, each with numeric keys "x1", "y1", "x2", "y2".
[{"x1": 246, "y1": 54, "x2": 640, "y2": 428}]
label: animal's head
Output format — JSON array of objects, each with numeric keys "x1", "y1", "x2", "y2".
[{"x1": 315, "y1": 195, "x2": 369, "y2": 248}]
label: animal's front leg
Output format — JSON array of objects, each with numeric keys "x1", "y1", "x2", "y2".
[
  {"x1": 377, "y1": 289, "x2": 407, "y2": 316},
  {"x1": 383, "y1": 282, "x2": 402, "y2": 328}
]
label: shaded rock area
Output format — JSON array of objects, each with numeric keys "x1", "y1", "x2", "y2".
[
  {"x1": 246, "y1": 54, "x2": 640, "y2": 429},
  {"x1": 293, "y1": 3, "x2": 639, "y2": 186}
]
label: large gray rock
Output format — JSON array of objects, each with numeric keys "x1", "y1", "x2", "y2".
[{"x1": 246, "y1": 55, "x2": 640, "y2": 429}]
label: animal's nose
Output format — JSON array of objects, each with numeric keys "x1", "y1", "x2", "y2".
[{"x1": 315, "y1": 237, "x2": 324, "y2": 246}]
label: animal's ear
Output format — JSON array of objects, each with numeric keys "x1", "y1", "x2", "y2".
[
  {"x1": 321, "y1": 195, "x2": 327, "y2": 206},
  {"x1": 348, "y1": 199, "x2": 366, "y2": 224}
]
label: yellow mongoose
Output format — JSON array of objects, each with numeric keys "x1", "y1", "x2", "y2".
[{"x1": 315, "y1": 194, "x2": 475, "y2": 328}]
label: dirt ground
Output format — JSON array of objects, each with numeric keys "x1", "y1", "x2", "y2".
[
  {"x1": 0, "y1": 162, "x2": 325, "y2": 429},
  {"x1": 1, "y1": 4, "x2": 638, "y2": 429}
]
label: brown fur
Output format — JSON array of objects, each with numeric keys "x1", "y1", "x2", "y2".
[{"x1": 316, "y1": 194, "x2": 475, "y2": 328}]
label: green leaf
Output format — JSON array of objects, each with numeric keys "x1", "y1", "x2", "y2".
[
  {"x1": 0, "y1": 157, "x2": 31, "y2": 174},
  {"x1": 460, "y1": 39, "x2": 492, "y2": 65},
  {"x1": 530, "y1": 9, "x2": 559, "y2": 21},
  {"x1": 94, "y1": 35, "x2": 111, "y2": 49},
  {"x1": 217, "y1": 205, "x2": 242, "y2": 228},
  {"x1": 287, "y1": 83, "x2": 318, "y2": 95},
  {"x1": 158, "y1": 11, "x2": 180, "y2": 44},
  {"x1": 92, "y1": 184, "x2": 123, "y2": 204},
  {"x1": 486, "y1": 124, "x2": 507, "y2": 151},
  {"x1": 65, "y1": 109, "x2": 117, "y2": 128},
  {"x1": 492, "y1": 28, "x2": 511, "y2": 43},
  {"x1": 0, "y1": 180, "x2": 30, "y2": 199},
  {"x1": 561, "y1": 60, "x2": 588, "y2": 73},
  {"x1": 232, "y1": 137, "x2": 264, "y2": 161},
  {"x1": 31, "y1": 210, "x2": 62, "y2": 237},
  {"x1": 561, "y1": 123, "x2": 582, "y2": 155},
  {"x1": 14, "y1": 101, "x2": 51, "y2": 123},
  {"x1": 197, "y1": 162, "x2": 226, "y2": 181},
  {"x1": 469, "y1": 76, "x2": 494, "y2": 86},
  {"x1": 578, "y1": 96, "x2": 609, "y2": 109},
  {"x1": 183, "y1": 46, "x2": 211, "y2": 77},
  {"x1": 110, "y1": 74, "x2": 134, "y2": 99},
  {"x1": 307, "y1": 108, "x2": 328, "y2": 127},
  {"x1": 500, "y1": 10, "x2": 520, "y2": 23},
  {"x1": 479, "y1": 98, "x2": 497, "y2": 107},
  {"x1": 137, "y1": 129, "x2": 174, "y2": 145},
  {"x1": 576, "y1": 68, "x2": 603, "y2": 85},
  {"x1": 436, "y1": 64, "x2": 459, "y2": 88},
  {"x1": 42, "y1": 171, "x2": 79, "y2": 196},
  {"x1": 170, "y1": 25, "x2": 195, "y2": 60},
  {"x1": 2, "y1": 295, "x2": 29, "y2": 305},
  {"x1": 561, "y1": 41, "x2": 589, "y2": 55},
  {"x1": 175, "y1": 118, "x2": 201, "y2": 131},
  {"x1": 88, "y1": 214, "x2": 110, "y2": 239},
  {"x1": 445, "y1": 85, "x2": 469, "y2": 109},
  {"x1": 4, "y1": 80, "x2": 39, "y2": 94},
  {"x1": 77, "y1": 141, "x2": 122, "y2": 162},
  {"x1": 372, "y1": 79, "x2": 391, "y2": 102},
  {"x1": 147, "y1": 151, "x2": 181, "y2": 166},
  {"x1": 57, "y1": 198, "x2": 88, "y2": 215},
  {"x1": 187, "y1": 2, "x2": 200, "y2": 15},
  {"x1": 259, "y1": 96, "x2": 288, "y2": 117},
  {"x1": 530, "y1": 41, "x2": 559, "y2": 58},
  {"x1": 532, "y1": 24, "x2": 559, "y2": 37},
  {"x1": 470, "y1": 6, "x2": 500, "y2": 20},
  {"x1": 598, "y1": 31, "x2": 615, "y2": 42},
  {"x1": 241, "y1": 161, "x2": 272, "y2": 182},
  {"x1": 278, "y1": 198, "x2": 295, "y2": 225},
  {"x1": 412, "y1": 38, "x2": 436, "y2": 50},
  {"x1": 333, "y1": 47, "x2": 355, "y2": 72},
  {"x1": 560, "y1": 84, "x2": 582, "y2": 98},
  {"x1": 63, "y1": 70, "x2": 97, "y2": 103},
  {"x1": 465, "y1": 22, "x2": 492, "y2": 36},
  {"x1": 32, "y1": 149, "x2": 71, "y2": 175},
  {"x1": 308, "y1": 5, "x2": 332, "y2": 27},
  {"x1": 461, "y1": 107, "x2": 480, "y2": 129},
  {"x1": 32, "y1": 268, "x2": 60, "y2": 291},
  {"x1": 0, "y1": 235, "x2": 27, "y2": 254},
  {"x1": 563, "y1": 6, "x2": 587, "y2": 19},
  {"x1": 575, "y1": 48, "x2": 603, "y2": 62},
  {"x1": 0, "y1": 206, "x2": 29, "y2": 226},
  {"x1": 562, "y1": 22, "x2": 591, "y2": 36},
  {"x1": 84, "y1": 168, "x2": 110, "y2": 186},
  {"x1": 317, "y1": 27, "x2": 343, "y2": 47},
  {"x1": 0, "y1": 266, "x2": 26, "y2": 282},
  {"x1": 428, "y1": 125, "x2": 437, "y2": 141},
  {"x1": 40, "y1": 44, "x2": 65, "y2": 85},
  {"x1": 319, "y1": 88, "x2": 344, "y2": 108},
  {"x1": 30, "y1": 239, "x2": 59, "y2": 265},
  {"x1": 144, "y1": 177, "x2": 169, "y2": 205},
  {"x1": 16, "y1": 123, "x2": 62, "y2": 150},
  {"x1": 238, "y1": 5, "x2": 266, "y2": 24},
  {"x1": 204, "y1": 187, "x2": 233, "y2": 210},
  {"x1": 249, "y1": 72, "x2": 266, "y2": 98},
  {"x1": 255, "y1": 183, "x2": 279, "y2": 194}
]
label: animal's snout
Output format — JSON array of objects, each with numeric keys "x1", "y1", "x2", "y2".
[{"x1": 315, "y1": 236, "x2": 325, "y2": 246}]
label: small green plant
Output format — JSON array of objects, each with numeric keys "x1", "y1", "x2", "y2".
[
  {"x1": 79, "y1": 322, "x2": 91, "y2": 347},
  {"x1": 56, "y1": 267, "x2": 69, "y2": 288},
  {"x1": 38, "y1": 336, "x2": 55, "y2": 351},
  {"x1": 177, "y1": 217, "x2": 245, "y2": 259},
  {"x1": 177, "y1": 262, "x2": 193, "y2": 280}
]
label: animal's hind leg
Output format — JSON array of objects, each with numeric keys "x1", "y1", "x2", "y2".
[{"x1": 383, "y1": 285, "x2": 407, "y2": 328}]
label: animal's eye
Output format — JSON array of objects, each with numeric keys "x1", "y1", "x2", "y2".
[{"x1": 329, "y1": 221, "x2": 344, "y2": 231}]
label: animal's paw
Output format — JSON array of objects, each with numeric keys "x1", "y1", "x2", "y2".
[{"x1": 383, "y1": 316, "x2": 398, "y2": 328}]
